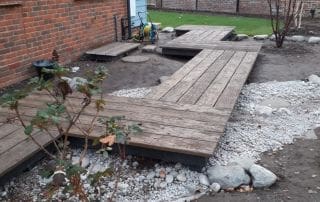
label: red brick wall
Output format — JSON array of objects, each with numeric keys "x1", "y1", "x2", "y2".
[
  {"x1": 155, "y1": 0, "x2": 320, "y2": 16},
  {"x1": 162, "y1": 0, "x2": 196, "y2": 10},
  {"x1": 0, "y1": 0, "x2": 127, "y2": 88},
  {"x1": 198, "y1": 0, "x2": 237, "y2": 13}
]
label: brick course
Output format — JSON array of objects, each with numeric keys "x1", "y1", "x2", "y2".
[
  {"x1": 154, "y1": 0, "x2": 320, "y2": 16},
  {"x1": 0, "y1": 0, "x2": 127, "y2": 88}
]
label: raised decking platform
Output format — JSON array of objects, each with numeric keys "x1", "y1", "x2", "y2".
[
  {"x1": 86, "y1": 42, "x2": 140, "y2": 60},
  {"x1": 0, "y1": 25, "x2": 261, "y2": 179}
]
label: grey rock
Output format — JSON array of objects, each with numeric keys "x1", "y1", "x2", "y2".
[
  {"x1": 308, "y1": 74, "x2": 320, "y2": 85},
  {"x1": 142, "y1": 45, "x2": 157, "y2": 53},
  {"x1": 147, "y1": 171, "x2": 156, "y2": 180},
  {"x1": 290, "y1": 35, "x2": 306, "y2": 42},
  {"x1": 122, "y1": 56, "x2": 150, "y2": 63},
  {"x1": 162, "y1": 27, "x2": 174, "y2": 33},
  {"x1": 199, "y1": 174, "x2": 210, "y2": 186},
  {"x1": 253, "y1": 35, "x2": 268, "y2": 40},
  {"x1": 207, "y1": 165, "x2": 250, "y2": 189},
  {"x1": 159, "y1": 182, "x2": 167, "y2": 188},
  {"x1": 174, "y1": 163, "x2": 182, "y2": 170},
  {"x1": 166, "y1": 174, "x2": 174, "y2": 184},
  {"x1": 308, "y1": 37, "x2": 320, "y2": 44},
  {"x1": 132, "y1": 161, "x2": 139, "y2": 168},
  {"x1": 236, "y1": 34, "x2": 249, "y2": 41},
  {"x1": 177, "y1": 173, "x2": 187, "y2": 182},
  {"x1": 229, "y1": 157, "x2": 255, "y2": 171},
  {"x1": 210, "y1": 183, "x2": 221, "y2": 192},
  {"x1": 170, "y1": 171, "x2": 179, "y2": 178},
  {"x1": 249, "y1": 164, "x2": 277, "y2": 188},
  {"x1": 302, "y1": 130, "x2": 318, "y2": 140}
]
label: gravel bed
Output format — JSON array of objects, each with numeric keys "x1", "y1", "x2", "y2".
[{"x1": 1, "y1": 78, "x2": 319, "y2": 201}]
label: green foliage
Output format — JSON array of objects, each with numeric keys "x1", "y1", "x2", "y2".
[
  {"x1": 0, "y1": 89, "x2": 30, "y2": 109},
  {"x1": 31, "y1": 103, "x2": 66, "y2": 130},
  {"x1": 88, "y1": 168, "x2": 113, "y2": 186}
]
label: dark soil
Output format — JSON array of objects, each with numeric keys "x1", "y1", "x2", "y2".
[
  {"x1": 288, "y1": 18, "x2": 320, "y2": 36},
  {"x1": 248, "y1": 40, "x2": 320, "y2": 83}
]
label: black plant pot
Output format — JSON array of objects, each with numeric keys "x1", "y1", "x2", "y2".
[{"x1": 32, "y1": 60, "x2": 56, "y2": 80}]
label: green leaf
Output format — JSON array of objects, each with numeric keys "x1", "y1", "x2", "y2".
[{"x1": 24, "y1": 125, "x2": 33, "y2": 136}]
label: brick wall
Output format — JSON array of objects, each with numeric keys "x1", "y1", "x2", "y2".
[
  {"x1": 162, "y1": 0, "x2": 196, "y2": 10},
  {"x1": 154, "y1": 0, "x2": 320, "y2": 16},
  {"x1": 0, "y1": 0, "x2": 127, "y2": 88},
  {"x1": 198, "y1": 0, "x2": 237, "y2": 13}
]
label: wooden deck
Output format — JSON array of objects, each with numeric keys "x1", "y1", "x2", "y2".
[
  {"x1": 0, "y1": 25, "x2": 261, "y2": 178},
  {"x1": 161, "y1": 25, "x2": 261, "y2": 56},
  {"x1": 86, "y1": 42, "x2": 140, "y2": 59}
]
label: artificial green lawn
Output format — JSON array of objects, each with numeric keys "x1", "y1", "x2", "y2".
[{"x1": 149, "y1": 10, "x2": 272, "y2": 36}]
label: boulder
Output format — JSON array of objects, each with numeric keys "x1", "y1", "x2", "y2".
[
  {"x1": 290, "y1": 35, "x2": 306, "y2": 42},
  {"x1": 235, "y1": 34, "x2": 249, "y2": 41},
  {"x1": 253, "y1": 35, "x2": 269, "y2": 40},
  {"x1": 249, "y1": 164, "x2": 277, "y2": 188},
  {"x1": 308, "y1": 37, "x2": 320, "y2": 44},
  {"x1": 308, "y1": 74, "x2": 320, "y2": 85},
  {"x1": 162, "y1": 27, "x2": 174, "y2": 33},
  {"x1": 199, "y1": 174, "x2": 210, "y2": 186},
  {"x1": 228, "y1": 157, "x2": 255, "y2": 171},
  {"x1": 207, "y1": 165, "x2": 250, "y2": 189}
]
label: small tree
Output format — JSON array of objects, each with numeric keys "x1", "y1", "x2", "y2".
[
  {"x1": 267, "y1": 0, "x2": 304, "y2": 48},
  {"x1": 0, "y1": 65, "x2": 141, "y2": 201}
]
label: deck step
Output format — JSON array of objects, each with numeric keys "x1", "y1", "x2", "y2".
[{"x1": 85, "y1": 42, "x2": 140, "y2": 58}]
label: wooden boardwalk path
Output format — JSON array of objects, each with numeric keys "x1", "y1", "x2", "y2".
[{"x1": 0, "y1": 25, "x2": 262, "y2": 178}]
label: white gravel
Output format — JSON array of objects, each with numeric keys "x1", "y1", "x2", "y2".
[
  {"x1": 1, "y1": 79, "x2": 320, "y2": 201},
  {"x1": 110, "y1": 87, "x2": 151, "y2": 98},
  {"x1": 210, "y1": 79, "x2": 320, "y2": 166}
]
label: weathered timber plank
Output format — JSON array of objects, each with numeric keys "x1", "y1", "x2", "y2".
[
  {"x1": 178, "y1": 50, "x2": 235, "y2": 105},
  {"x1": 86, "y1": 42, "x2": 139, "y2": 57},
  {"x1": 214, "y1": 52, "x2": 258, "y2": 110},
  {"x1": 146, "y1": 49, "x2": 213, "y2": 100},
  {"x1": 0, "y1": 103, "x2": 225, "y2": 132},
  {"x1": 21, "y1": 93, "x2": 230, "y2": 122},
  {"x1": 0, "y1": 130, "x2": 59, "y2": 177},
  {"x1": 0, "y1": 124, "x2": 21, "y2": 139},
  {"x1": 161, "y1": 41, "x2": 262, "y2": 52},
  {"x1": 197, "y1": 51, "x2": 247, "y2": 106},
  {"x1": 175, "y1": 25, "x2": 235, "y2": 32},
  {"x1": 161, "y1": 50, "x2": 224, "y2": 102},
  {"x1": 0, "y1": 128, "x2": 27, "y2": 155}
]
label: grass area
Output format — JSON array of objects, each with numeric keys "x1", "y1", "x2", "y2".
[{"x1": 149, "y1": 10, "x2": 272, "y2": 36}]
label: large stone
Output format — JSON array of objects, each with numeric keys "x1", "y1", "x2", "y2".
[
  {"x1": 249, "y1": 164, "x2": 277, "y2": 188},
  {"x1": 228, "y1": 157, "x2": 255, "y2": 171},
  {"x1": 121, "y1": 56, "x2": 150, "y2": 63},
  {"x1": 142, "y1": 45, "x2": 157, "y2": 53},
  {"x1": 290, "y1": 35, "x2": 306, "y2": 42},
  {"x1": 308, "y1": 74, "x2": 320, "y2": 85},
  {"x1": 308, "y1": 37, "x2": 320, "y2": 44},
  {"x1": 235, "y1": 34, "x2": 249, "y2": 41},
  {"x1": 207, "y1": 165, "x2": 250, "y2": 189},
  {"x1": 253, "y1": 35, "x2": 269, "y2": 40},
  {"x1": 199, "y1": 174, "x2": 210, "y2": 186},
  {"x1": 162, "y1": 27, "x2": 174, "y2": 33}
]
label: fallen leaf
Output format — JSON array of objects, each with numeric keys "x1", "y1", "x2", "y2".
[{"x1": 100, "y1": 135, "x2": 116, "y2": 146}]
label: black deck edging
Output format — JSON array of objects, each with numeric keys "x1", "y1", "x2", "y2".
[
  {"x1": 68, "y1": 137, "x2": 207, "y2": 172},
  {"x1": 0, "y1": 144, "x2": 55, "y2": 186},
  {"x1": 0, "y1": 136, "x2": 207, "y2": 185}
]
